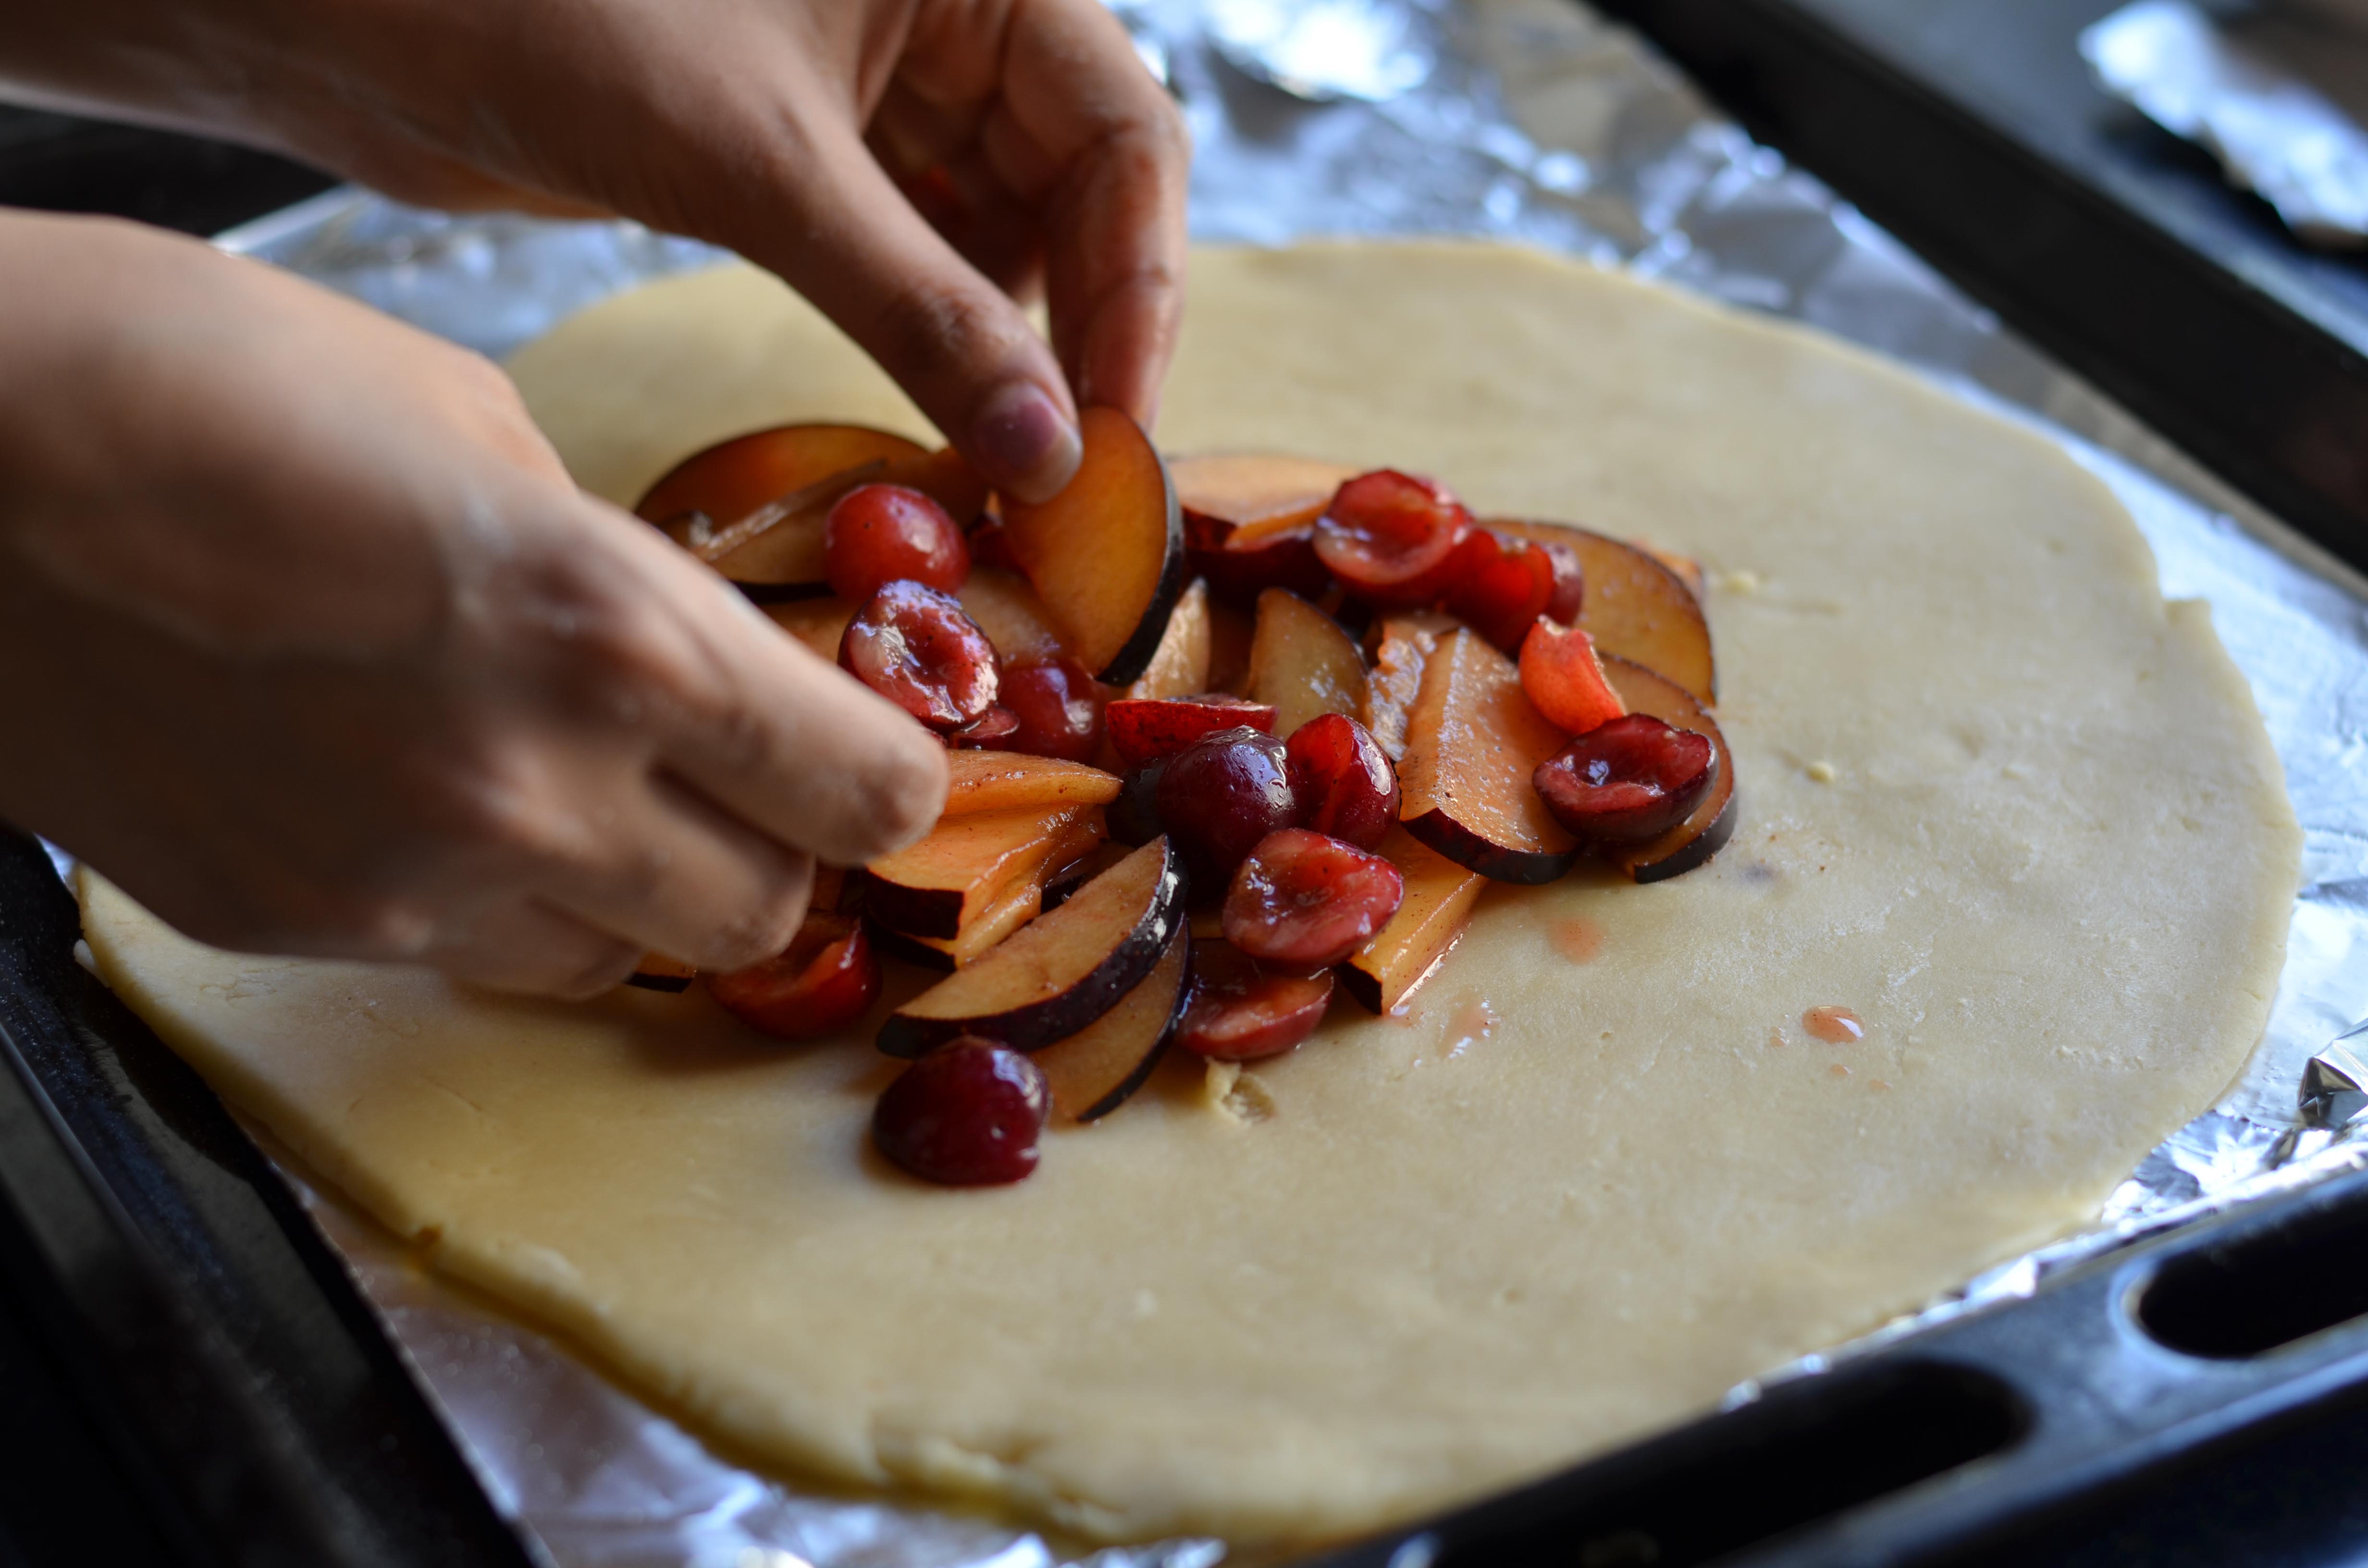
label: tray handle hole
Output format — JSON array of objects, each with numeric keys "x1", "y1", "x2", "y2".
[
  {"x1": 1431, "y1": 1361, "x2": 2023, "y2": 1568},
  {"x1": 2136, "y1": 1192, "x2": 2368, "y2": 1359}
]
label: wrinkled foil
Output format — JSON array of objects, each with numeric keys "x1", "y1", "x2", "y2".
[
  {"x1": 190, "y1": 0, "x2": 2368, "y2": 1562},
  {"x1": 2083, "y1": 0, "x2": 2368, "y2": 247}
]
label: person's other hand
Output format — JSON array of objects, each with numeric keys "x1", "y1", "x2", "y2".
[
  {"x1": 2, "y1": 0, "x2": 1191, "y2": 502},
  {"x1": 0, "y1": 212, "x2": 948, "y2": 996}
]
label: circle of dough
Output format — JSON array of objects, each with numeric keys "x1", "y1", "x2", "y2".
[{"x1": 81, "y1": 243, "x2": 2299, "y2": 1545}]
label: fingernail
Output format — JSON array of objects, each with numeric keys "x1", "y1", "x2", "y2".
[{"x1": 971, "y1": 381, "x2": 1081, "y2": 504}]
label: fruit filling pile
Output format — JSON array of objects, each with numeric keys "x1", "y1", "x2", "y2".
[{"x1": 633, "y1": 411, "x2": 1734, "y2": 1187}]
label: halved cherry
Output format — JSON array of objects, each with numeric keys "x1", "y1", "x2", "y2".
[
  {"x1": 1313, "y1": 470, "x2": 1475, "y2": 611},
  {"x1": 1532, "y1": 713, "x2": 1717, "y2": 845},
  {"x1": 1175, "y1": 940, "x2": 1335, "y2": 1060},
  {"x1": 1518, "y1": 619, "x2": 1626, "y2": 736},
  {"x1": 872, "y1": 1038, "x2": 1048, "y2": 1186},
  {"x1": 1442, "y1": 529, "x2": 1558, "y2": 651},
  {"x1": 1154, "y1": 727, "x2": 1299, "y2": 887},
  {"x1": 1285, "y1": 712, "x2": 1399, "y2": 849},
  {"x1": 997, "y1": 656, "x2": 1106, "y2": 762},
  {"x1": 1222, "y1": 828, "x2": 1406, "y2": 969},
  {"x1": 1542, "y1": 539, "x2": 1585, "y2": 624},
  {"x1": 1191, "y1": 523, "x2": 1334, "y2": 609},
  {"x1": 705, "y1": 914, "x2": 881, "y2": 1039},
  {"x1": 944, "y1": 705, "x2": 1021, "y2": 749},
  {"x1": 1106, "y1": 694, "x2": 1279, "y2": 767},
  {"x1": 825, "y1": 482, "x2": 970, "y2": 602},
  {"x1": 839, "y1": 580, "x2": 1002, "y2": 731}
]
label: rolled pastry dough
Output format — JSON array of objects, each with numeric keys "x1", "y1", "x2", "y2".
[{"x1": 83, "y1": 243, "x2": 2298, "y2": 1544}]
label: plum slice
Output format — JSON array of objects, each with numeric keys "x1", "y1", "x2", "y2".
[
  {"x1": 1222, "y1": 829, "x2": 1406, "y2": 969},
  {"x1": 1359, "y1": 615, "x2": 1444, "y2": 763},
  {"x1": 1533, "y1": 714, "x2": 1716, "y2": 845},
  {"x1": 1314, "y1": 470, "x2": 1475, "y2": 610},
  {"x1": 1000, "y1": 406, "x2": 1185, "y2": 686},
  {"x1": 878, "y1": 836, "x2": 1187, "y2": 1056},
  {"x1": 1172, "y1": 453, "x2": 1360, "y2": 538},
  {"x1": 1488, "y1": 519, "x2": 1715, "y2": 704},
  {"x1": 939, "y1": 750, "x2": 1122, "y2": 817},
  {"x1": 1397, "y1": 627, "x2": 1579, "y2": 884},
  {"x1": 1339, "y1": 827, "x2": 1487, "y2": 1014},
  {"x1": 1174, "y1": 453, "x2": 1355, "y2": 609},
  {"x1": 872, "y1": 1039, "x2": 1048, "y2": 1186},
  {"x1": 869, "y1": 878, "x2": 1045, "y2": 973},
  {"x1": 1106, "y1": 694, "x2": 1278, "y2": 767},
  {"x1": 642, "y1": 427, "x2": 988, "y2": 603},
  {"x1": 1285, "y1": 712, "x2": 1399, "y2": 849},
  {"x1": 957, "y1": 565, "x2": 1066, "y2": 667},
  {"x1": 1175, "y1": 941, "x2": 1335, "y2": 1060},
  {"x1": 1033, "y1": 926, "x2": 1190, "y2": 1123},
  {"x1": 863, "y1": 805, "x2": 1103, "y2": 939},
  {"x1": 1597, "y1": 655, "x2": 1739, "y2": 882},
  {"x1": 1118, "y1": 577, "x2": 1213, "y2": 701},
  {"x1": 706, "y1": 914, "x2": 882, "y2": 1039},
  {"x1": 839, "y1": 580, "x2": 1002, "y2": 732},
  {"x1": 1244, "y1": 588, "x2": 1369, "y2": 740},
  {"x1": 1519, "y1": 620, "x2": 1628, "y2": 736},
  {"x1": 637, "y1": 423, "x2": 925, "y2": 537}
]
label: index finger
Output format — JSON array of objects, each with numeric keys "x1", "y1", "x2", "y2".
[{"x1": 985, "y1": 0, "x2": 1191, "y2": 423}]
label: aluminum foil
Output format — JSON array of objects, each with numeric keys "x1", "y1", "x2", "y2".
[
  {"x1": 186, "y1": 0, "x2": 2368, "y2": 1562},
  {"x1": 2083, "y1": 0, "x2": 2368, "y2": 247}
]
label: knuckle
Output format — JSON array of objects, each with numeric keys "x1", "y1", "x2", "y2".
[
  {"x1": 422, "y1": 737, "x2": 587, "y2": 869},
  {"x1": 699, "y1": 857, "x2": 814, "y2": 971},
  {"x1": 868, "y1": 283, "x2": 1012, "y2": 386}
]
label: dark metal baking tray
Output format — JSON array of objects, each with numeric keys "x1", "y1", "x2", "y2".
[
  {"x1": 10, "y1": 6, "x2": 2368, "y2": 1560},
  {"x1": 1593, "y1": 0, "x2": 2368, "y2": 580},
  {"x1": 12, "y1": 829, "x2": 2368, "y2": 1568}
]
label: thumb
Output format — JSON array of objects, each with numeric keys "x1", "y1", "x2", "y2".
[{"x1": 739, "y1": 117, "x2": 1084, "y2": 504}]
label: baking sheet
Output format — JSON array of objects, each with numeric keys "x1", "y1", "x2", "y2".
[
  {"x1": 181, "y1": 0, "x2": 2368, "y2": 1562},
  {"x1": 2083, "y1": 0, "x2": 2368, "y2": 247}
]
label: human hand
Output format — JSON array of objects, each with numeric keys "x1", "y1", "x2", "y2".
[
  {"x1": 0, "y1": 0, "x2": 1191, "y2": 502},
  {"x1": 0, "y1": 211, "x2": 948, "y2": 995}
]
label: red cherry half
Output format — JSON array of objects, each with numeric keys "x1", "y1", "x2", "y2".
[
  {"x1": 1541, "y1": 539, "x2": 1584, "y2": 624},
  {"x1": 1284, "y1": 712, "x2": 1399, "y2": 849},
  {"x1": 1190, "y1": 524, "x2": 1333, "y2": 609},
  {"x1": 839, "y1": 580, "x2": 1001, "y2": 731},
  {"x1": 825, "y1": 483, "x2": 970, "y2": 602},
  {"x1": 944, "y1": 705, "x2": 1022, "y2": 748},
  {"x1": 872, "y1": 1038, "x2": 1048, "y2": 1186},
  {"x1": 1175, "y1": 941, "x2": 1335, "y2": 1060},
  {"x1": 1106, "y1": 694, "x2": 1278, "y2": 767},
  {"x1": 998, "y1": 657, "x2": 1106, "y2": 762},
  {"x1": 1222, "y1": 828, "x2": 1406, "y2": 969},
  {"x1": 705, "y1": 914, "x2": 881, "y2": 1039},
  {"x1": 1443, "y1": 529, "x2": 1558, "y2": 651},
  {"x1": 1532, "y1": 713, "x2": 1717, "y2": 845},
  {"x1": 1314, "y1": 470, "x2": 1475, "y2": 610}
]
